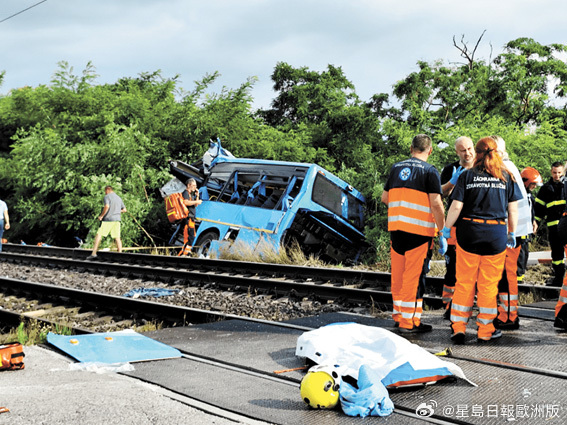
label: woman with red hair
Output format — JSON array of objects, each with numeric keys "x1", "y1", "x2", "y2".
[{"x1": 440, "y1": 137, "x2": 522, "y2": 343}]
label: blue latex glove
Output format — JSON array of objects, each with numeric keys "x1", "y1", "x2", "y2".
[
  {"x1": 438, "y1": 235, "x2": 448, "y2": 255},
  {"x1": 449, "y1": 166, "x2": 464, "y2": 185},
  {"x1": 506, "y1": 232, "x2": 516, "y2": 248},
  {"x1": 441, "y1": 226, "x2": 451, "y2": 239}
]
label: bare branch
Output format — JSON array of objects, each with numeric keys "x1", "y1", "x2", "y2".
[{"x1": 453, "y1": 31, "x2": 487, "y2": 70}]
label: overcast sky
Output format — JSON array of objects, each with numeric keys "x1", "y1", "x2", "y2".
[{"x1": 2, "y1": 0, "x2": 567, "y2": 110}]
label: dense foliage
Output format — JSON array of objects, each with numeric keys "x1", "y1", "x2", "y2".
[{"x1": 1, "y1": 37, "x2": 567, "y2": 262}]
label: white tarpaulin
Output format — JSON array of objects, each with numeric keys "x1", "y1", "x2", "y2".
[{"x1": 296, "y1": 322, "x2": 475, "y2": 388}]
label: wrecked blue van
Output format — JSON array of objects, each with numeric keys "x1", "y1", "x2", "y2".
[{"x1": 168, "y1": 141, "x2": 368, "y2": 264}]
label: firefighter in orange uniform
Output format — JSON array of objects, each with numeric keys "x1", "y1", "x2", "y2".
[
  {"x1": 440, "y1": 137, "x2": 521, "y2": 343},
  {"x1": 381, "y1": 134, "x2": 446, "y2": 333},
  {"x1": 179, "y1": 178, "x2": 202, "y2": 256}
]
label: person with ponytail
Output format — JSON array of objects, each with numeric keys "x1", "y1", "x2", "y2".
[{"x1": 438, "y1": 137, "x2": 522, "y2": 343}]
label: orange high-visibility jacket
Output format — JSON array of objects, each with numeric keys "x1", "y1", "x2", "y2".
[{"x1": 385, "y1": 158, "x2": 441, "y2": 237}]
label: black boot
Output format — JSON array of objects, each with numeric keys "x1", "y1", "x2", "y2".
[{"x1": 549, "y1": 263, "x2": 565, "y2": 287}]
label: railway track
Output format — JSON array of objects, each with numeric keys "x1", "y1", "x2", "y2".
[
  {"x1": 0, "y1": 243, "x2": 561, "y2": 311},
  {"x1": 1, "y1": 244, "x2": 565, "y2": 424},
  {"x1": 2, "y1": 271, "x2": 564, "y2": 424}
]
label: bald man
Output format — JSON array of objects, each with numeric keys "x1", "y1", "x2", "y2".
[{"x1": 439, "y1": 136, "x2": 475, "y2": 317}]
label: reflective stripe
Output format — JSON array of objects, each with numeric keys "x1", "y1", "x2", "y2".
[
  {"x1": 479, "y1": 307, "x2": 498, "y2": 315},
  {"x1": 548, "y1": 220, "x2": 560, "y2": 227},
  {"x1": 401, "y1": 312, "x2": 415, "y2": 319},
  {"x1": 509, "y1": 306, "x2": 518, "y2": 312},
  {"x1": 389, "y1": 200, "x2": 431, "y2": 213},
  {"x1": 387, "y1": 187, "x2": 436, "y2": 237},
  {"x1": 401, "y1": 301, "x2": 416, "y2": 308},
  {"x1": 388, "y1": 215, "x2": 436, "y2": 229},
  {"x1": 547, "y1": 200, "x2": 566, "y2": 208},
  {"x1": 451, "y1": 303, "x2": 473, "y2": 313},
  {"x1": 535, "y1": 198, "x2": 546, "y2": 206},
  {"x1": 559, "y1": 295, "x2": 567, "y2": 303},
  {"x1": 552, "y1": 259, "x2": 564, "y2": 265},
  {"x1": 500, "y1": 294, "x2": 518, "y2": 302},
  {"x1": 477, "y1": 317, "x2": 494, "y2": 325},
  {"x1": 450, "y1": 315, "x2": 468, "y2": 323},
  {"x1": 392, "y1": 300, "x2": 402, "y2": 314},
  {"x1": 442, "y1": 285, "x2": 455, "y2": 294}
]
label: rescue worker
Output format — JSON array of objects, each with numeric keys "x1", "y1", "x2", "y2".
[
  {"x1": 534, "y1": 162, "x2": 566, "y2": 287},
  {"x1": 179, "y1": 178, "x2": 202, "y2": 256},
  {"x1": 381, "y1": 134, "x2": 446, "y2": 333},
  {"x1": 492, "y1": 136, "x2": 533, "y2": 330},
  {"x1": 439, "y1": 136, "x2": 475, "y2": 317},
  {"x1": 440, "y1": 137, "x2": 521, "y2": 343},
  {"x1": 517, "y1": 167, "x2": 543, "y2": 282},
  {"x1": 554, "y1": 171, "x2": 567, "y2": 330}
]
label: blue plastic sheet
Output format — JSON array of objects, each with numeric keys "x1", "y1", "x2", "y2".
[
  {"x1": 47, "y1": 330, "x2": 182, "y2": 364},
  {"x1": 122, "y1": 287, "x2": 180, "y2": 298}
]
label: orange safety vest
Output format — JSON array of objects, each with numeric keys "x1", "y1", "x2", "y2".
[{"x1": 387, "y1": 187, "x2": 436, "y2": 237}]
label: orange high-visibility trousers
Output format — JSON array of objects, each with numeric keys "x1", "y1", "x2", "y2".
[
  {"x1": 555, "y1": 284, "x2": 567, "y2": 317},
  {"x1": 497, "y1": 245, "x2": 521, "y2": 323},
  {"x1": 391, "y1": 241, "x2": 429, "y2": 329},
  {"x1": 451, "y1": 244, "x2": 506, "y2": 340},
  {"x1": 178, "y1": 218, "x2": 196, "y2": 256}
]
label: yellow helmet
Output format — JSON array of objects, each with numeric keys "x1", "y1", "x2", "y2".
[{"x1": 300, "y1": 365, "x2": 341, "y2": 409}]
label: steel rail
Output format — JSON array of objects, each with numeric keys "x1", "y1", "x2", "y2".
[
  {"x1": 1, "y1": 251, "x2": 436, "y2": 307},
  {"x1": 2, "y1": 244, "x2": 560, "y2": 301},
  {"x1": 1, "y1": 274, "x2": 560, "y2": 381},
  {"x1": 0, "y1": 276, "x2": 312, "y2": 331},
  {"x1": 2, "y1": 272, "x2": 564, "y2": 425},
  {"x1": 2, "y1": 243, "x2": 390, "y2": 287}
]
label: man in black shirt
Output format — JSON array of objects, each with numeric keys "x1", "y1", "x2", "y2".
[
  {"x1": 439, "y1": 136, "x2": 475, "y2": 316},
  {"x1": 534, "y1": 162, "x2": 566, "y2": 286}
]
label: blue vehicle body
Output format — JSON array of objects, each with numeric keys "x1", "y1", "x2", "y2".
[{"x1": 169, "y1": 141, "x2": 368, "y2": 263}]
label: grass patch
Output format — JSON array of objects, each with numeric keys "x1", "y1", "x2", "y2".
[
  {"x1": 0, "y1": 320, "x2": 73, "y2": 345},
  {"x1": 134, "y1": 320, "x2": 164, "y2": 333},
  {"x1": 217, "y1": 239, "x2": 331, "y2": 268}
]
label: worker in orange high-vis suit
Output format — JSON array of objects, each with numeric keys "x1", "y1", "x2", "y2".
[
  {"x1": 381, "y1": 134, "x2": 446, "y2": 334},
  {"x1": 439, "y1": 137, "x2": 521, "y2": 344},
  {"x1": 439, "y1": 136, "x2": 475, "y2": 318},
  {"x1": 179, "y1": 178, "x2": 202, "y2": 256}
]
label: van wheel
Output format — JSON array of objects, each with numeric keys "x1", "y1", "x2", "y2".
[{"x1": 195, "y1": 231, "x2": 219, "y2": 257}]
